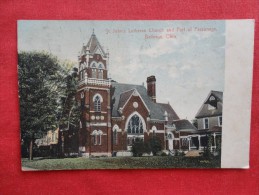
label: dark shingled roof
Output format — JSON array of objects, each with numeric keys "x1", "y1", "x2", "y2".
[
  {"x1": 118, "y1": 89, "x2": 135, "y2": 109},
  {"x1": 171, "y1": 119, "x2": 197, "y2": 132},
  {"x1": 195, "y1": 90, "x2": 223, "y2": 118},
  {"x1": 111, "y1": 82, "x2": 179, "y2": 121},
  {"x1": 157, "y1": 103, "x2": 179, "y2": 121},
  {"x1": 82, "y1": 33, "x2": 106, "y2": 56}
]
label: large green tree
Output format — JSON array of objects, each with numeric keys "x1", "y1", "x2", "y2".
[{"x1": 18, "y1": 51, "x2": 68, "y2": 160}]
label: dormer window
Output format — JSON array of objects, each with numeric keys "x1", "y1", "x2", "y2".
[
  {"x1": 208, "y1": 95, "x2": 217, "y2": 109},
  {"x1": 209, "y1": 96, "x2": 215, "y2": 101}
]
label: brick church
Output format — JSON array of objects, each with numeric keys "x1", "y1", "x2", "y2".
[{"x1": 76, "y1": 32, "x2": 197, "y2": 157}]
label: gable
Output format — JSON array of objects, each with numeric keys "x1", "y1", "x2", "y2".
[
  {"x1": 111, "y1": 82, "x2": 180, "y2": 121},
  {"x1": 195, "y1": 90, "x2": 223, "y2": 119},
  {"x1": 118, "y1": 89, "x2": 150, "y2": 114}
]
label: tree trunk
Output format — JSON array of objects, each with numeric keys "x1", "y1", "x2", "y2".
[{"x1": 29, "y1": 139, "x2": 33, "y2": 160}]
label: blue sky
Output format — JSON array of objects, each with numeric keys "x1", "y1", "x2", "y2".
[{"x1": 18, "y1": 20, "x2": 225, "y2": 120}]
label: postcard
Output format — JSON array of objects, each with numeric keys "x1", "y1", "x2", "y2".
[{"x1": 18, "y1": 20, "x2": 254, "y2": 170}]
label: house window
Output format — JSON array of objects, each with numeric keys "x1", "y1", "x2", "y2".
[
  {"x1": 204, "y1": 118, "x2": 209, "y2": 129},
  {"x1": 218, "y1": 116, "x2": 222, "y2": 126},
  {"x1": 94, "y1": 95, "x2": 101, "y2": 112},
  {"x1": 113, "y1": 130, "x2": 118, "y2": 145},
  {"x1": 181, "y1": 138, "x2": 188, "y2": 147},
  {"x1": 127, "y1": 114, "x2": 143, "y2": 134}
]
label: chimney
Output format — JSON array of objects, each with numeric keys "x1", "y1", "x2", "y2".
[{"x1": 147, "y1": 75, "x2": 156, "y2": 103}]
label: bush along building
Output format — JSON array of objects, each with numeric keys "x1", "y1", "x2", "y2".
[{"x1": 75, "y1": 32, "x2": 222, "y2": 157}]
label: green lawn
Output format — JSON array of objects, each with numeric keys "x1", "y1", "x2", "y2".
[{"x1": 22, "y1": 156, "x2": 220, "y2": 170}]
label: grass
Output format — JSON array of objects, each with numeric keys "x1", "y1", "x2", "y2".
[{"x1": 22, "y1": 156, "x2": 221, "y2": 170}]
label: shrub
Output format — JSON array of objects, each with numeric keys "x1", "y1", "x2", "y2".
[
  {"x1": 203, "y1": 134, "x2": 213, "y2": 159},
  {"x1": 131, "y1": 138, "x2": 145, "y2": 157},
  {"x1": 148, "y1": 136, "x2": 162, "y2": 156},
  {"x1": 161, "y1": 152, "x2": 167, "y2": 156}
]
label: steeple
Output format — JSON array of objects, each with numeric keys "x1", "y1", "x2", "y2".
[
  {"x1": 78, "y1": 31, "x2": 110, "y2": 85},
  {"x1": 84, "y1": 32, "x2": 106, "y2": 57}
]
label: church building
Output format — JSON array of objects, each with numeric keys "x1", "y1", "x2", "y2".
[{"x1": 76, "y1": 32, "x2": 197, "y2": 157}]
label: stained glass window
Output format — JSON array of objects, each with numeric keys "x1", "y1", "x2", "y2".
[{"x1": 127, "y1": 114, "x2": 143, "y2": 134}]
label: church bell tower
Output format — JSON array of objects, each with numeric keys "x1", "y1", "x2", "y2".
[{"x1": 77, "y1": 31, "x2": 112, "y2": 157}]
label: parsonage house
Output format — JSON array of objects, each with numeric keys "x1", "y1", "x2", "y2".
[
  {"x1": 194, "y1": 90, "x2": 223, "y2": 151},
  {"x1": 36, "y1": 32, "x2": 223, "y2": 157}
]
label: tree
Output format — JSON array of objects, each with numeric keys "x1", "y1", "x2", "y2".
[
  {"x1": 57, "y1": 68, "x2": 81, "y2": 156},
  {"x1": 203, "y1": 134, "x2": 213, "y2": 159},
  {"x1": 18, "y1": 51, "x2": 67, "y2": 160},
  {"x1": 192, "y1": 119, "x2": 198, "y2": 129}
]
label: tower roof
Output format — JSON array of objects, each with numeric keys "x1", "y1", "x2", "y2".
[{"x1": 83, "y1": 32, "x2": 106, "y2": 57}]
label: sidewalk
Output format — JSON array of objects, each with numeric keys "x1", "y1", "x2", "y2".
[{"x1": 22, "y1": 167, "x2": 39, "y2": 171}]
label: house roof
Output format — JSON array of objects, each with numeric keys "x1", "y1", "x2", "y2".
[
  {"x1": 81, "y1": 33, "x2": 106, "y2": 57},
  {"x1": 171, "y1": 119, "x2": 197, "y2": 132},
  {"x1": 195, "y1": 90, "x2": 223, "y2": 118},
  {"x1": 111, "y1": 82, "x2": 179, "y2": 121}
]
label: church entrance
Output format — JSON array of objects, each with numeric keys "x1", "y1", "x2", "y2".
[{"x1": 168, "y1": 132, "x2": 174, "y2": 151}]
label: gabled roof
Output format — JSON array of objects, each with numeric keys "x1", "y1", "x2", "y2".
[
  {"x1": 111, "y1": 82, "x2": 179, "y2": 121},
  {"x1": 82, "y1": 33, "x2": 106, "y2": 57},
  {"x1": 157, "y1": 103, "x2": 179, "y2": 121},
  {"x1": 195, "y1": 90, "x2": 223, "y2": 118},
  {"x1": 118, "y1": 89, "x2": 135, "y2": 109},
  {"x1": 171, "y1": 119, "x2": 197, "y2": 132}
]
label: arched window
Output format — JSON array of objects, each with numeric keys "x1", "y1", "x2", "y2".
[
  {"x1": 113, "y1": 130, "x2": 118, "y2": 145},
  {"x1": 98, "y1": 130, "x2": 103, "y2": 145},
  {"x1": 151, "y1": 126, "x2": 157, "y2": 136},
  {"x1": 98, "y1": 69, "x2": 103, "y2": 79},
  {"x1": 127, "y1": 114, "x2": 143, "y2": 134},
  {"x1": 209, "y1": 96, "x2": 215, "y2": 101},
  {"x1": 168, "y1": 133, "x2": 173, "y2": 139},
  {"x1": 92, "y1": 130, "x2": 98, "y2": 145},
  {"x1": 113, "y1": 125, "x2": 119, "y2": 145},
  {"x1": 91, "y1": 62, "x2": 96, "y2": 68},
  {"x1": 94, "y1": 95, "x2": 101, "y2": 112},
  {"x1": 92, "y1": 69, "x2": 97, "y2": 78},
  {"x1": 98, "y1": 63, "x2": 104, "y2": 69}
]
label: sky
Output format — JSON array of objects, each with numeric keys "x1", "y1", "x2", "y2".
[{"x1": 18, "y1": 20, "x2": 225, "y2": 120}]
